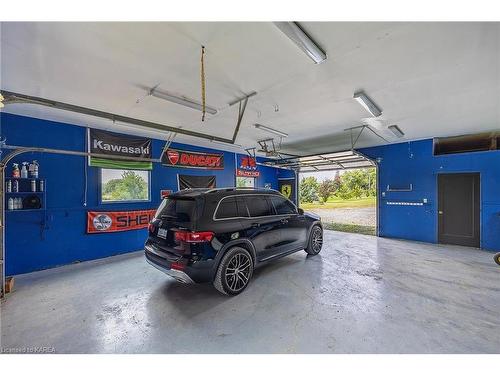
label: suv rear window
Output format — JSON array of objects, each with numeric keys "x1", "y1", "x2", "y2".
[
  {"x1": 154, "y1": 197, "x2": 197, "y2": 222},
  {"x1": 245, "y1": 195, "x2": 273, "y2": 217}
]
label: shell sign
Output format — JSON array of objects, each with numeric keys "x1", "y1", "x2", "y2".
[{"x1": 87, "y1": 209, "x2": 156, "y2": 234}]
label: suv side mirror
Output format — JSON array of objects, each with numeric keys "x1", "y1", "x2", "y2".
[{"x1": 298, "y1": 208, "x2": 304, "y2": 215}]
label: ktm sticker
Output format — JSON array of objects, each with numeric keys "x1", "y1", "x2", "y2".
[
  {"x1": 87, "y1": 209, "x2": 156, "y2": 234},
  {"x1": 280, "y1": 184, "x2": 292, "y2": 199}
]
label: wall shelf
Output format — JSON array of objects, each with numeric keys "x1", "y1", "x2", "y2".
[
  {"x1": 5, "y1": 178, "x2": 46, "y2": 211},
  {"x1": 6, "y1": 191, "x2": 44, "y2": 195}
]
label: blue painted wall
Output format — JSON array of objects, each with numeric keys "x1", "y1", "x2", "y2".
[
  {"x1": 1, "y1": 113, "x2": 292, "y2": 275},
  {"x1": 361, "y1": 139, "x2": 500, "y2": 251}
]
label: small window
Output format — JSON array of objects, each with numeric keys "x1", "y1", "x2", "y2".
[
  {"x1": 236, "y1": 176, "x2": 255, "y2": 188},
  {"x1": 270, "y1": 196, "x2": 297, "y2": 215},
  {"x1": 245, "y1": 195, "x2": 273, "y2": 217},
  {"x1": 101, "y1": 168, "x2": 150, "y2": 202}
]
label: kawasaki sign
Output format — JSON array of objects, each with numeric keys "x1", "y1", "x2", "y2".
[
  {"x1": 161, "y1": 148, "x2": 224, "y2": 170},
  {"x1": 88, "y1": 128, "x2": 152, "y2": 170}
]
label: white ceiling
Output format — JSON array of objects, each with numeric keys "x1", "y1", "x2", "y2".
[{"x1": 1, "y1": 22, "x2": 499, "y2": 155}]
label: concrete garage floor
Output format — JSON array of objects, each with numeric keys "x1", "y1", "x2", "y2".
[{"x1": 1, "y1": 231, "x2": 499, "y2": 354}]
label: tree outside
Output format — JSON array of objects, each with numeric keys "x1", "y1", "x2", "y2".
[
  {"x1": 299, "y1": 176, "x2": 319, "y2": 203},
  {"x1": 102, "y1": 170, "x2": 148, "y2": 201},
  {"x1": 300, "y1": 168, "x2": 375, "y2": 204}
]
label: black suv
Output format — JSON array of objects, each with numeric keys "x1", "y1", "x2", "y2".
[{"x1": 145, "y1": 188, "x2": 323, "y2": 295}]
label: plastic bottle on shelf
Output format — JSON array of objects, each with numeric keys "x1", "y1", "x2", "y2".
[
  {"x1": 31, "y1": 179, "x2": 36, "y2": 192},
  {"x1": 21, "y1": 162, "x2": 29, "y2": 178},
  {"x1": 33, "y1": 160, "x2": 39, "y2": 178},
  {"x1": 39, "y1": 180, "x2": 44, "y2": 192},
  {"x1": 13, "y1": 180, "x2": 19, "y2": 192},
  {"x1": 6, "y1": 180, "x2": 12, "y2": 193},
  {"x1": 30, "y1": 160, "x2": 39, "y2": 178},
  {"x1": 8, "y1": 197, "x2": 14, "y2": 210},
  {"x1": 12, "y1": 163, "x2": 20, "y2": 178}
]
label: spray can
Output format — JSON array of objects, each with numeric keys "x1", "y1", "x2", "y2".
[
  {"x1": 12, "y1": 163, "x2": 20, "y2": 178},
  {"x1": 31, "y1": 179, "x2": 37, "y2": 192},
  {"x1": 18, "y1": 197, "x2": 23, "y2": 209},
  {"x1": 8, "y1": 197, "x2": 14, "y2": 210},
  {"x1": 39, "y1": 180, "x2": 44, "y2": 192},
  {"x1": 13, "y1": 180, "x2": 19, "y2": 192},
  {"x1": 21, "y1": 162, "x2": 29, "y2": 178},
  {"x1": 6, "y1": 180, "x2": 12, "y2": 193},
  {"x1": 30, "y1": 160, "x2": 39, "y2": 178}
]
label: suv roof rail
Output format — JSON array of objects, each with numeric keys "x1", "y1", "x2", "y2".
[{"x1": 204, "y1": 187, "x2": 282, "y2": 194}]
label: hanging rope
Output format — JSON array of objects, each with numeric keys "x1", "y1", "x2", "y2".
[{"x1": 200, "y1": 46, "x2": 206, "y2": 122}]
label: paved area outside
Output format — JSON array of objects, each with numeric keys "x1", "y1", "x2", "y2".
[
  {"x1": 307, "y1": 207, "x2": 376, "y2": 227},
  {"x1": 1, "y1": 230, "x2": 499, "y2": 354}
]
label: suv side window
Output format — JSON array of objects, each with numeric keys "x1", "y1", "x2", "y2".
[
  {"x1": 245, "y1": 195, "x2": 274, "y2": 217},
  {"x1": 215, "y1": 196, "x2": 250, "y2": 219},
  {"x1": 215, "y1": 197, "x2": 238, "y2": 219},
  {"x1": 236, "y1": 197, "x2": 250, "y2": 218},
  {"x1": 270, "y1": 195, "x2": 297, "y2": 215}
]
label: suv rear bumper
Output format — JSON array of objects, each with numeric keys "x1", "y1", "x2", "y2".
[
  {"x1": 145, "y1": 257, "x2": 194, "y2": 283},
  {"x1": 144, "y1": 242, "x2": 215, "y2": 283}
]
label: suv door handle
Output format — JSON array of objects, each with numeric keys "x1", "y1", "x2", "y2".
[{"x1": 251, "y1": 223, "x2": 260, "y2": 228}]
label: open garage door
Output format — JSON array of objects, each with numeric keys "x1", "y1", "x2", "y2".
[{"x1": 263, "y1": 150, "x2": 377, "y2": 236}]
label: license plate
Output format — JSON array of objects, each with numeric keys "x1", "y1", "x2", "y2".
[{"x1": 157, "y1": 228, "x2": 168, "y2": 239}]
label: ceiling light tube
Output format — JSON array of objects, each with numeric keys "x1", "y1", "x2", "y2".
[
  {"x1": 353, "y1": 91, "x2": 382, "y2": 117},
  {"x1": 254, "y1": 124, "x2": 288, "y2": 138},
  {"x1": 150, "y1": 87, "x2": 217, "y2": 115},
  {"x1": 274, "y1": 22, "x2": 327, "y2": 64},
  {"x1": 388, "y1": 125, "x2": 404, "y2": 138}
]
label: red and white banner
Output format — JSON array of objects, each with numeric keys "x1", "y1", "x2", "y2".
[
  {"x1": 236, "y1": 154, "x2": 260, "y2": 177},
  {"x1": 161, "y1": 148, "x2": 224, "y2": 170},
  {"x1": 87, "y1": 209, "x2": 156, "y2": 234}
]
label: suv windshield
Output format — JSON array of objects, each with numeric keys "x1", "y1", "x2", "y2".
[{"x1": 154, "y1": 197, "x2": 197, "y2": 222}]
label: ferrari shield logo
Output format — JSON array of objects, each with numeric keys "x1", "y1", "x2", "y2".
[{"x1": 280, "y1": 184, "x2": 292, "y2": 199}]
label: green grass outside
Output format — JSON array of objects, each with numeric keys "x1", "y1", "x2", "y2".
[
  {"x1": 300, "y1": 196, "x2": 376, "y2": 210},
  {"x1": 323, "y1": 222, "x2": 376, "y2": 236}
]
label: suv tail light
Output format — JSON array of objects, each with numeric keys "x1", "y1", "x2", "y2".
[
  {"x1": 175, "y1": 231, "x2": 214, "y2": 243},
  {"x1": 148, "y1": 223, "x2": 155, "y2": 233}
]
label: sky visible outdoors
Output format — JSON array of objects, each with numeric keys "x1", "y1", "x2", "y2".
[{"x1": 300, "y1": 170, "x2": 344, "y2": 182}]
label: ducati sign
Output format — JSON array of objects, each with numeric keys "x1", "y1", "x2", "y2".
[
  {"x1": 162, "y1": 148, "x2": 224, "y2": 170},
  {"x1": 167, "y1": 150, "x2": 180, "y2": 165}
]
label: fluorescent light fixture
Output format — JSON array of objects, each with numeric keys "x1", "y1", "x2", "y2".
[
  {"x1": 254, "y1": 123, "x2": 288, "y2": 138},
  {"x1": 388, "y1": 124, "x2": 405, "y2": 138},
  {"x1": 150, "y1": 87, "x2": 217, "y2": 115},
  {"x1": 274, "y1": 22, "x2": 327, "y2": 64},
  {"x1": 353, "y1": 91, "x2": 382, "y2": 117}
]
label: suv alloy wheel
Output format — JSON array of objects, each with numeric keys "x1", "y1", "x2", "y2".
[
  {"x1": 305, "y1": 225, "x2": 323, "y2": 255},
  {"x1": 214, "y1": 247, "x2": 254, "y2": 295}
]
